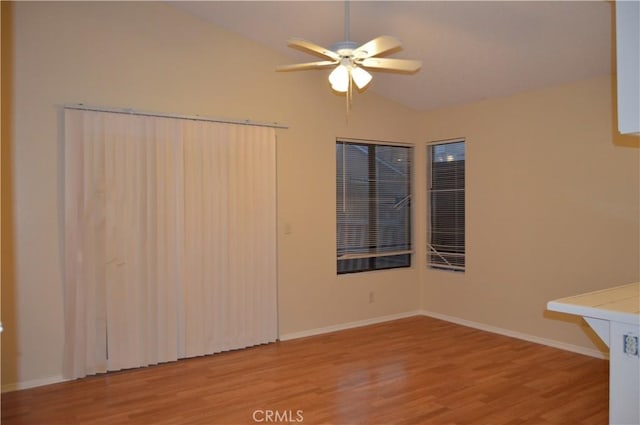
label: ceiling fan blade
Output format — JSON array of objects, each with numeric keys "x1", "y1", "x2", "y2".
[
  {"x1": 353, "y1": 35, "x2": 402, "y2": 59},
  {"x1": 287, "y1": 38, "x2": 340, "y2": 61},
  {"x1": 276, "y1": 60, "x2": 338, "y2": 72},
  {"x1": 359, "y1": 57, "x2": 422, "y2": 73}
]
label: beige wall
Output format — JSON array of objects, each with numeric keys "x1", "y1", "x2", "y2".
[
  {"x1": 2, "y1": 1, "x2": 638, "y2": 390},
  {"x1": 1, "y1": 1, "x2": 421, "y2": 387},
  {"x1": 419, "y1": 77, "x2": 640, "y2": 349}
]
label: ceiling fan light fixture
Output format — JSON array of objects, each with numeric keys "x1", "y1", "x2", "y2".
[
  {"x1": 329, "y1": 64, "x2": 350, "y2": 93},
  {"x1": 351, "y1": 66, "x2": 372, "y2": 90}
]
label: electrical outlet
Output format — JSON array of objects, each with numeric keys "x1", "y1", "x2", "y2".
[
  {"x1": 623, "y1": 334, "x2": 639, "y2": 356},
  {"x1": 369, "y1": 291, "x2": 375, "y2": 304}
]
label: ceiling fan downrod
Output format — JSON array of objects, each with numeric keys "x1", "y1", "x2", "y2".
[
  {"x1": 332, "y1": 1, "x2": 358, "y2": 54},
  {"x1": 344, "y1": 0, "x2": 350, "y2": 42}
]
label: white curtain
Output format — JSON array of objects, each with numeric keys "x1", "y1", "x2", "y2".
[{"x1": 63, "y1": 109, "x2": 277, "y2": 379}]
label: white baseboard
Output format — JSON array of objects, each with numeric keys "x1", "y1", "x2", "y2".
[
  {"x1": 2, "y1": 375, "x2": 69, "y2": 393},
  {"x1": 279, "y1": 310, "x2": 422, "y2": 341},
  {"x1": 4, "y1": 310, "x2": 604, "y2": 392},
  {"x1": 2, "y1": 312, "x2": 418, "y2": 392},
  {"x1": 420, "y1": 310, "x2": 608, "y2": 359}
]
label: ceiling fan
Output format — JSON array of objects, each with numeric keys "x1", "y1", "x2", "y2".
[{"x1": 276, "y1": 1, "x2": 422, "y2": 109}]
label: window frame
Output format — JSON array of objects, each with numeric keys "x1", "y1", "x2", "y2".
[
  {"x1": 426, "y1": 138, "x2": 466, "y2": 272},
  {"x1": 336, "y1": 138, "x2": 414, "y2": 274}
]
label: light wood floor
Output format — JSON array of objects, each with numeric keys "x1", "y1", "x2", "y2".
[{"x1": 1, "y1": 316, "x2": 609, "y2": 424}]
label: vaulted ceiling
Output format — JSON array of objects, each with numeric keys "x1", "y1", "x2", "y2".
[{"x1": 170, "y1": 1, "x2": 612, "y2": 111}]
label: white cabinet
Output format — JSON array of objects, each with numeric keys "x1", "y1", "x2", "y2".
[{"x1": 616, "y1": 1, "x2": 640, "y2": 135}]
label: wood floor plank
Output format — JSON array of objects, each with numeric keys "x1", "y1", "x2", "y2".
[{"x1": 1, "y1": 316, "x2": 609, "y2": 424}]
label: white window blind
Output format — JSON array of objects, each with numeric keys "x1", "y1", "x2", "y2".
[
  {"x1": 336, "y1": 140, "x2": 412, "y2": 274},
  {"x1": 63, "y1": 108, "x2": 278, "y2": 379},
  {"x1": 427, "y1": 140, "x2": 466, "y2": 271}
]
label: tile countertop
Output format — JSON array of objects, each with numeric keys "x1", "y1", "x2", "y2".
[{"x1": 547, "y1": 282, "x2": 640, "y2": 325}]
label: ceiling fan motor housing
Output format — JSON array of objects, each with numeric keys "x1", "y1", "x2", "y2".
[{"x1": 330, "y1": 40, "x2": 360, "y2": 57}]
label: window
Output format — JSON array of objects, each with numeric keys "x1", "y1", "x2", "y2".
[
  {"x1": 427, "y1": 140, "x2": 465, "y2": 271},
  {"x1": 336, "y1": 140, "x2": 412, "y2": 274}
]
